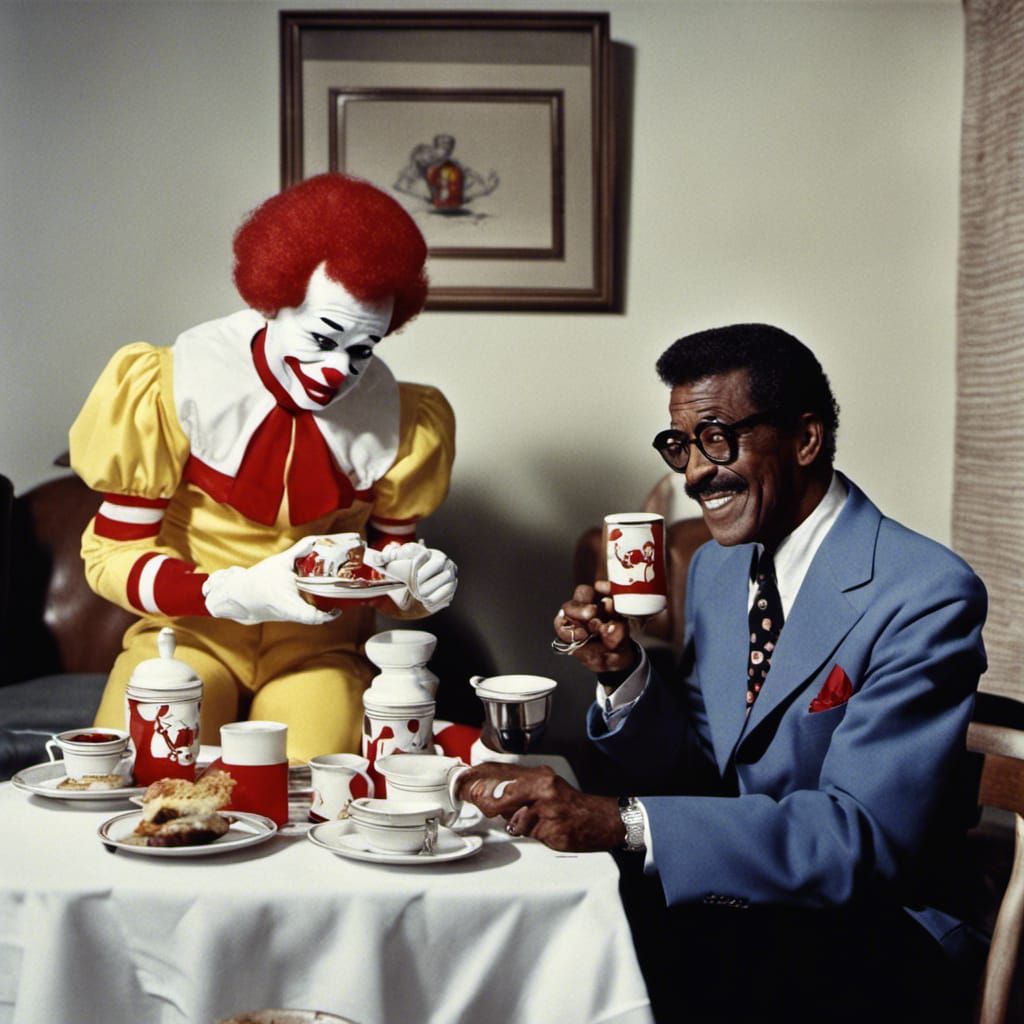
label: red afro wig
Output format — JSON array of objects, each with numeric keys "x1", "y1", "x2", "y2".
[{"x1": 232, "y1": 173, "x2": 428, "y2": 334}]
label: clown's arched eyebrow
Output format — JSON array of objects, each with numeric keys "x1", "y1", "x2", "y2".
[{"x1": 322, "y1": 316, "x2": 381, "y2": 343}]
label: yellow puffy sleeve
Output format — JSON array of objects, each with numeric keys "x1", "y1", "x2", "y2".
[
  {"x1": 69, "y1": 343, "x2": 193, "y2": 613},
  {"x1": 69, "y1": 342, "x2": 188, "y2": 499},
  {"x1": 371, "y1": 383, "x2": 455, "y2": 527}
]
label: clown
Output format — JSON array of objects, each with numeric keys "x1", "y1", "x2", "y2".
[{"x1": 70, "y1": 174, "x2": 457, "y2": 760}]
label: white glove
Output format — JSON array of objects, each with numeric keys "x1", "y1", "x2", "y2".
[
  {"x1": 369, "y1": 542, "x2": 459, "y2": 614},
  {"x1": 203, "y1": 536, "x2": 339, "y2": 626}
]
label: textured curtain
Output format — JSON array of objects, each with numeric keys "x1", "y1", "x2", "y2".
[{"x1": 954, "y1": 0, "x2": 1024, "y2": 700}]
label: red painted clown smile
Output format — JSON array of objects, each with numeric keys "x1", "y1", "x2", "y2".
[{"x1": 285, "y1": 357, "x2": 345, "y2": 406}]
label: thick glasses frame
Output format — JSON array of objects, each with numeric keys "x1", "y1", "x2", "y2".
[{"x1": 652, "y1": 409, "x2": 781, "y2": 473}]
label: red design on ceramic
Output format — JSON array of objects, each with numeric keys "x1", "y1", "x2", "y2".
[
  {"x1": 606, "y1": 519, "x2": 666, "y2": 597},
  {"x1": 433, "y1": 722, "x2": 480, "y2": 764},
  {"x1": 128, "y1": 698, "x2": 200, "y2": 785},
  {"x1": 222, "y1": 761, "x2": 289, "y2": 827}
]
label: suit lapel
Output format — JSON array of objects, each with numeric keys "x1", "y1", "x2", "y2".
[
  {"x1": 742, "y1": 479, "x2": 881, "y2": 739},
  {"x1": 700, "y1": 544, "x2": 757, "y2": 777}
]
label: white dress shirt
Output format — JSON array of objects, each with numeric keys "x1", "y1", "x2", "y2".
[{"x1": 597, "y1": 472, "x2": 849, "y2": 864}]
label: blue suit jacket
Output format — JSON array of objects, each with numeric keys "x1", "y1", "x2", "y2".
[{"x1": 589, "y1": 476, "x2": 987, "y2": 949}]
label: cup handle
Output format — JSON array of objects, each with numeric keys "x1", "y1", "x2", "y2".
[
  {"x1": 422, "y1": 817, "x2": 438, "y2": 855},
  {"x1": 116, "y1": 749, "x2": 135, "y2": 779},
  {"x1": 45, "y1": 739, "x2": 61, "y2": 763},
  {"x1": 443, "y1": 764, "x2": 471, "y2": 827}
]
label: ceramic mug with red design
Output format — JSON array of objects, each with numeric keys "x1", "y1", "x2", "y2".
[
  {"x1": 307, "y1": 753, "x2": 375, "y2": 822},
  {"x1": 604, "y1": 512, "x2": 668, "y2": 618},
  {"x1": 215, "y1": 721, "x2": 289, "y2": 827}
]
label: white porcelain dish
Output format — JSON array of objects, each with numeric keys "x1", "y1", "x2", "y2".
[
  {"x1": 12, "y1": 760, "x2": 145, "y2": 802},
  {"x1": 98, "y1": 809, "x2": 277, "y2": 857},
  {"x1": 295, "y1": 578, "x2": 403, "y2": 599},
  {"x1": 307, "y1": 819, "x2": 483, "y2": 866}
]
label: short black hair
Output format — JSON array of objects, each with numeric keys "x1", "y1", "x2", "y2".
[{"x1": 655, "y1": 323, "x2": 840, "y2": 463}]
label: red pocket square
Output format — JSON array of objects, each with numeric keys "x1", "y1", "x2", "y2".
[{"x1": 809, "y1": 665, "x2": 853, "y2": 713}]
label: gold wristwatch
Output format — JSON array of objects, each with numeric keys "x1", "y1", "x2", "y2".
[{"x1": 618, "y1": 796, "x2": 646, "y2": 853}]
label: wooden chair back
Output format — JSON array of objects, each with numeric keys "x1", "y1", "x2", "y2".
[{"x1": 967, "y1": 721, "x2": 1024, "y2": 1024}]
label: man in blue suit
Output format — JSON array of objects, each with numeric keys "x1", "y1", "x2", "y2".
[{"x1": 460, "y1": 324, "x2": 988, "y2": 1022}]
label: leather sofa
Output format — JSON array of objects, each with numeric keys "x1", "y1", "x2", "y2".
[{"x1": 0, "y1": 470, "x2": 133, "y2": 779}]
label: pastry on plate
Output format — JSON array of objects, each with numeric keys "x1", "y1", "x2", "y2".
[
  {"x1": 133, "y1": 770, "x2": 236, "y2": 847},
  {"x1": 294, "y1": 535, "x2": 385, "y2": 584},
  {"x1": 57, "y1": 773, "x2": 127, "y2": 791}
]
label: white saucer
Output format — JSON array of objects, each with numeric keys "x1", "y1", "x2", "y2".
[
  {"x1": 98, "y1": 809, "x2": 277, "y2": 857},
  {"x1": 307, "y1": 819, "x2": 483, "y2": 866},
  {"x1": 12, "y1": 760, "x2": 144, "y2": 801},
  {"x1": 295, "y1": 577, "x2": 403, "y2": 599}
]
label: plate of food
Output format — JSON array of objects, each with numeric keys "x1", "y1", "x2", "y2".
[
  {"x1": 307, "y1": 818, "x2": 483, "y2": 866},
  {"x1": 295, "y1": 578, "x2": 403, "y2": 598},
  {"x1": 98, "y1": 770, "x2": 277, "y2": 856},
  {"x1": 294, "y1": 535, "x2": 403, "y2": 601},
  {"x1": 12, "y1": 760, "x2": 145, "y2": 801}
]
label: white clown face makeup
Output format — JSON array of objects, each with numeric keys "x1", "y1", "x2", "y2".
[{"x1": 263, "y1": 263, "x2": 394, "y2": 410}]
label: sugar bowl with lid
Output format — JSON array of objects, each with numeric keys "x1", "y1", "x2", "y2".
[{"x1": 125, "y1": 627, "x2": 203, "y2": 785}]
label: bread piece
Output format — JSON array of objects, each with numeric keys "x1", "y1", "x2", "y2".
[
  {"x1": 135, "y1": 770, "x2": 236, "y2": 845},
  {"x1": 144, "y1": 811, "x2": 230, "y2": 847},
  {"x1": 57, "y1": 773, "x2": 126, "y2": 791}
]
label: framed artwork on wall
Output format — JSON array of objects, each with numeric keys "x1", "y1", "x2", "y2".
[{"x1": 281, "y1": 10, "x2": 614, "y2": 311}]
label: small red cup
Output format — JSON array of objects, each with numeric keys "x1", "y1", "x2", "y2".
[{"x1": 216, "y1": 721, "x2": 289, "y2": 827}]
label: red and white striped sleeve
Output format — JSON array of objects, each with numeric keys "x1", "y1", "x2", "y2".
[
  {"x1": 124, "y1": 550, "x2": 209, "y2": 617},
  {"x1": 70, "y1": 342, "x2": 209, "y2": 618},
  {"x1": 91, "y1": 494, "x2": 210, "y2": 617},
  {"x1": 94, "y1": 494, "x2": 169, "y2": 541}
]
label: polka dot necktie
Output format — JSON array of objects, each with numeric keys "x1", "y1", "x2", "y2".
[{"x1": 747, "y1": 549, "x2": 784, "y2": 710}]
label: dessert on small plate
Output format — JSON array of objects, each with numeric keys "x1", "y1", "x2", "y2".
[
  {"x1": 98, "y1": 808, "x2": 277, "y2": 858},
  {"x1": 133, "y1": 770, "x2": 236, "y2": 847},
  {"x1": 294, "y1": 536, "x2": 402, "y2": 604},
  {"x1": 98, "y1": 770, "x2": 278, "y2": 857},
  {"x1": 12, "y1": 760, "x2": 145, "y2": 802}
]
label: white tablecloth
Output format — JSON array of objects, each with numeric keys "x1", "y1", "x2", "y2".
[{"x1": 0, "y1": 773, "x2": 653, "y2": 1024}]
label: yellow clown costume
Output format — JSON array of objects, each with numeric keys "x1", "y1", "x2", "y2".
[{"x1": 70, "y1": 307, "x2": 454, "y2": 760}]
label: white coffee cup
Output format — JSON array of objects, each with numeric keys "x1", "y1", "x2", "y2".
[
  {"x1": 348, "y1": 797, "x2": 441, "y2": 854},
  {"x1": 308, "y1": 753, "x2": 375, "y2": 822},
  {"x1": 45, "y1": 727, "x2": 132, "y2": 782},
  {"x1": 374, "y1": 753, "x2": 469, "y2": 827}
]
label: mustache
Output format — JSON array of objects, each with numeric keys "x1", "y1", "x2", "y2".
[{"x1": 685, "y1": 476, "x2": 747, "y2": 502}]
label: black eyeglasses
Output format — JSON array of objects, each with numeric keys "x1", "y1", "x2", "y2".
[{"x1": 652, "y1": 409, "x2": 781, "y2": 473}]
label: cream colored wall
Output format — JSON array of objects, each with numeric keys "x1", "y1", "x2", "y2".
[{"x1": 0, "y1": 0, "x2": 964, "y2": 745}]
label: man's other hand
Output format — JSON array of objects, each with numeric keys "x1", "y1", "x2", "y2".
[{"x1": 457, "y1": 762, "x2": 624, "y2": 853}]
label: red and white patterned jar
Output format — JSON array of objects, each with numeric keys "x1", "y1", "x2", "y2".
[{"x1": 124, "y1": 627, "x2": 203, "y2": 786}]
